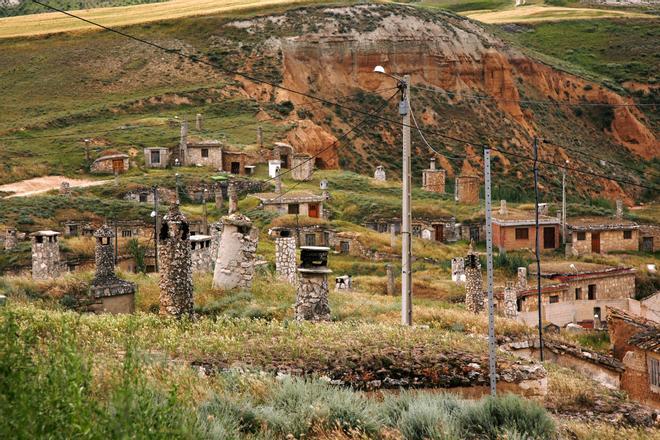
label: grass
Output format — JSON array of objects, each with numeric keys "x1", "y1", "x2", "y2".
[{"x1": 466, "y1": 5, "x2": 653, "y2": 23}]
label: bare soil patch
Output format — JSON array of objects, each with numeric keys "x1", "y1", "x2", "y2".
[{"x1": 0, "y1": 175, "x2": 108, "y2": 198}]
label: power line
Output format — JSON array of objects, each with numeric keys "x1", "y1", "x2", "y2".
[
  {"x1": 410, "y1": 108, "x2": 466, "y2": 163},
  {"x1": 412, "y1": 83, "x2": 658, "y2": 108}
]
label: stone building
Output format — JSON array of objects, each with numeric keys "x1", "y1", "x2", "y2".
[
  {"x1": 492, "y1": 202, "x2": 560, "y2": 252},
  {"x1": 607, "y1": 308, "x2": 660, "y2": 409},
  {"x1": 422, "y1": 158, "x2": 446, "y2": 193},
  {"x1": 639, "y1": 224, "x2": 660, "y2": 253},
  {"x1": 124, "y1": 187, "x2": 176, "y2": 205},
  {"x1": 269, "y1": 224, "x2": 334, "y2": 247},
  {"x1": 31, "y1": 230, "x2": 61, "y2": 280},
  {"x1": 251, "y1": 191, "x2": 325, "y2": 219},
  {"x1": 515, "y1": 261, "x2": 636, "y2": 328},
  {"x1": 91, "y1": 151, "x2": 130, "y2": 174},
  {"x1": 144, "y1": 147, "x2": 170, "y2": 168},
  {"x1": 374, "y1": 166, "x2": 386, "y2": 181},
  {"x1": 272, "y1": 142, "x2": 294, "y2": 169},
  {"x1": 364, "y1": 217, "x2": 456, "y2": 243},
  {"x1": 184, "y1": 140, "x2": 223, "y2": 169},
  {"x1": 567, "y1": 217, "x2": 639, "y2": 255},
  {"x1": 275, "y1": 237, "x2": 297, "y2": 285},
  {"x1": 212, "y1": 213, "x2": 259, "y2": 290},
  {"x1": 291, "y1": 153, "x2": 314, "y2": 181},
  {"x1": 61, "y1": 221, "x2": 95, "y2": 238},
  {"x1": 59, "y1": 181, "x2": 71, "y2": 196},
  {"x1": 158, "y1": 204, "x2": 194, "y2": 319},
  {"x1": 295, "y1": 246, "x2": 332, "y2": 321},
  {"x1": 455, "y1": 175, "x2": 479, "y2": 204},
  {"x1": 464, "y1": 244, "x2": 484, "y2": 313},
  {"x1": 89, "y1": 225, "x2": 136, "y2": 314},
  {"x1": 222, "y1": 150, "x2": 250, "y2": 175},
  {"x1": 4, "y1": 228, "x2": 17, "y2": 251},
  {"x1": 190, "y1": 235, "x2": 213, "y2": 273}
]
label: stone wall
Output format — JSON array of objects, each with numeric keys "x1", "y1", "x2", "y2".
[
  {"x1": 571, "y1": 229, "x2": 639, "y2": 255},
  {"x1": 639, "y1": 224, "x2": 659, "y2": 252},
  {"x1": 158, "y1": 204, "x2": 194, "y2": 319},
  {"x1": 31, "y1": 233, "x2": 61, "y2": 280},
  {"x1": 190, "y1": 237, "x2": 213, "y2": 273},
  {"x1": 91, "y1": 156, "x2": 129, "y2": 174},
  {"x1": 4, "y1": 229, "x2": 17, "y2": 250},
  {"x1": 291, "y1": 154, "x2": 314, "y2": 181},
  {"x1": 422, "y1": 169, "x2": 446, "y2": 193},
  {"x1": 187, "y1": 146, "x2": 223, "y2": 169},
  {"x1": 212, "y1": 214, "x2": 259, "y2": 290},
  {"x1": 275, "y1": 237, "x2": 297, "y2": 285},
  {"x1": 295, "y1": 271, "x2": 331, "y2": 321},
  {"x1": 503, "y1": 282, "x2": 517, "y2": 319},
  {"x1": 144, "y1": 148, "x2": 170, "y2": 168},
  {"x1": 455, "y1": 175, "x2": 479, "y2": 204}
]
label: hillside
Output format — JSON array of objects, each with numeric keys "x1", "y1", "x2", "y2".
[
  {"x1": 0, "y1": 3, "x2": 657, "y2": 204},
  {"x1": 0, "y1": 0, "x2": 165, "y2": 17}
]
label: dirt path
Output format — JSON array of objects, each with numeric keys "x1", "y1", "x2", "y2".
[
  {"x1": 0, "y1": 0, "x2": 316, "y2": 39},
  {"x1": 466, "y1": 5, "x2": 653, "y2": 23},
  {"x1": 0, "y1": 175, "x2": 109, "y2": 198}
]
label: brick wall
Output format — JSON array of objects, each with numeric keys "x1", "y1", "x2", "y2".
[
  {"x1": 493, "y1": 223, "x2": 559, "y2": 251},
  {"x1": 571, "y1": 229, "x2": 639, "y2": 255},
  {"x1": 186, "y1": 147, "x2": 222, "y2": 169}
]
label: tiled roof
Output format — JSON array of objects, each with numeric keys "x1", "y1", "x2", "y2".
[{"x1": 607, "y1": 307, "x2": 660, "y2": 353}]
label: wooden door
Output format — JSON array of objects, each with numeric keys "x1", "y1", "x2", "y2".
[
  {"x1": 642, "y1": 237, "x2": 653, "y2": 253},
  {"x1": 543, "y1": 227, "x2": 555, "y2": 249},
  {"x1": 591, "y1": 232, "x2": 601, "y2": 253},
  {"x1": 434, "y1": 224, "x2": 444, "y2": 242},
  {"x1": 308, "y1": 203, "x2": 319, "y2": 218},
  {"x1": 112, "y1": 159, "x2": 124, "y2": 173}
]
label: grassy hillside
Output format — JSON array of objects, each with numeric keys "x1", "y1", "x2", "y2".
[{"x1": 0, "y1": 0, "x2": 165, "y2": 18}]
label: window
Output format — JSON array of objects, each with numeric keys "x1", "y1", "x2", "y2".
[
  {"x1": 515, "y1": 228, "x2": 529, "y2": 240},
  {"x1": 340, "y1": 241, "x2": 350, "y2": 254},
  {"x1": 649, "y1": 357, "x2": 660, "y2": 389},
  {"x1": 550, "y1": 295, "x2": 559, "y2": 304},
  {"x1": 121, "y1": 230, "x2": 132, "y2": 238},
  {"x1": 150, "y1": 150, "x2": 161, "y2": 164},
  {"x1": 623, "y1": 230, "x2": 632, "y2": 240},
  {"x1": 288, "y1": 204, "x2": 299, "y2": 215},
  {"x1": 201, "y1": 148, "x2": 209, "y2": 158},
  {"x1": 588, "y1": 284, "x2": 596, "y2": 300},
  {"x1": 305, "y1": 234, "x2": 316, "y2": 246},
  {"x1": 575, "y1": 287, "x2": 582, "y2": 300},
  {"x1": 577, "y1": 232, "x2": 586, "y2": 241}
]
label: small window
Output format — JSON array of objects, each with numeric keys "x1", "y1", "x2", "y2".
[
  {"x1": 550, "y1": 295, "x2": 559, "y2": 304},
  {"x1": 139, "y1": 193, "x2": 148, "y2": 203},
  {"x1": 288, "y1": 203, "x2": 300, "y2": 215},
  {"x1": 577, "y1": 232, "x2": 586, "y2": 241},
  {"x1": 649, "y1": 357, "x2": 660, "y2": 388},
  {"x1": 201, "y1": 148, "x2": 209, "y2": 158},
  {"x1": 623, "y1": 230, "x2": 632, "y2": 240},
  {"x1": 150, "y1": 150, "x2": 161, "y2": 164},
  {"x1": 588, "y1": 284, "x2": 596, "y2": 300},
  {"x1": 515, "y1": 228, "x2": 529, "y2": 240},
  {"x1": 575, "y1": 287, "x2": 582, "y2": 300},
  {"x1": 121, "y1": 230, "x2": 132, "y2": 238}
]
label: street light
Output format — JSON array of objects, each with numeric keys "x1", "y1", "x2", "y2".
[{"x1": 374, "y1": 65, "x2": 412, "y2": 326}]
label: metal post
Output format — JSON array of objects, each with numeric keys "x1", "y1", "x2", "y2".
[
  {"x1": 401, "y1": 74, "x2": 413, "y2": 326},
  {"x1": 153, "y1": 185, "x2": 159, "y2": 273},
  {"x1": 175, "y1": 173, "x2": 180, "y2": 203},
  {"x1": 484, "y1": 147, "x2": 497, "y2": 396},
  {"x1": 561, "y1": 167, "x2": 566, "y2": 245},
  {"x1": 533, "y1": 137, "x2": 545, "y2": 361},
  {"x1": 114, "y1": 219, "x2": 118, "y2": 266}
]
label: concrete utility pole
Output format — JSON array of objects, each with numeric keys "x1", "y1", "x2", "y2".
[
  {"x1": 401, "y1": 74, "x2": 413, "y2": 326},
  {"x1": 561, "y1": 162, "x2": 567, "y2": 245},
  {"x1": 202, "y1": 188, "x2": 208, "y2": 235},
  {"x1": 153, "y1": 186, "x2": 159, "y2": 273},
  {"x1": 83, "y1": 138, "x2": 91, "y2": 165},
  {"x1": 175, "y1": 173, "x2": 181, "y2": 203},
  {"x1": 483, "y1": 147, "x2": 497, "y2": 396},
  {"x1": 533, "y1": 136, "x2": 545, "y2": 361}
]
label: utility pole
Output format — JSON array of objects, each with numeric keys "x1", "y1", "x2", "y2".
[
  {"x1": 484, "y1": 146, "x2": 497, "y2": 396},
  {"x1": 83, "y1": 138, "x2": 91, "y2": 165},
  {"x1": 153, "y1": 185, "x2": 159, "y2": 273},
  {"x1": 202, "y1": 188, "x2": 208, "y2": 235},
  {"x1": 561, "y1": 164, "x2": 567, "y2": 245},
  {"x1": 401, "y1": 74, "x2": 412, "y2": 326},
  {"x1": 114, "y1": 219, "x2": 118, "y2": 266},
  {"x1": 175, "y1": 173, "x2": 180, "y2": 203},
  {"x1": 533, "y1": 136, "x2": 545, "y2": 361}
]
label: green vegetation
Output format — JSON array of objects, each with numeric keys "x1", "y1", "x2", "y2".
[{"x1": 0, "y1": 0, "x2": 166, "y2": 18}]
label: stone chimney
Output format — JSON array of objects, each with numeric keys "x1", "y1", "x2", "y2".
[
  {"x1": 538, "y1": 203, "x2": 548, "y2": 216},
  {"x1": 374, "y1": 165, "x2": 386, "y2": 181},
  {"x1": 190, "y1": 235, "x2": 213, "y2": 273},
  {"x1": 212, "y1": 213, "x2": 258, "y2": 291},
  {"x1": 209, "y1": 221, "x2": 223, "y2": 272},
  {"x1": 429, "y1": 157, "x2": 436, "y2": 170},
  {"x1": 257, "y1": 126, "x2": 263, "y2": 148},
  {"x1": 214, "y1": 184, "x2": 223, "y2": 210},
  {"x1": 179, "y1": 119, "x2": 188, "y2": 164},
  {"x1": 615, "y1": 199, "x2": 623, "y2": 220},
  {"x1": 59, "y1": 181, "x2": 71, "y2": 197},
  {"x1": 4, "y1": 229, "x2": 17, "y2": 251},
  {"x1": 158, "y1": 204, "x2": 194, "y2": 319},
  {"x1": 503, "y1": 281, "x2": 517, "y2": 319},
  {"x1": 276, "y1": 237, "x2": 297, "y2": 285},
  {"x1": 499, "y1": 199, "x2": 508, "y2": 216},
  {"x1": 90, "y1": 225, "x2": 136, "y2": 313},
  {"x1": 228, "y1": 182, "x2": 238, "y2": 214},
  {"x1": 517, "y1": 267, "x2": 527, "y2": 290},
  {"x1": 451, "y1": 257, "x2": 465, "y2": 284},
  {"x1": 196, "y1": 113, "x2": 203, "y2": 131},
  {"x1": 464, "y1": 243, "x2": 484, "y2": 313},
  {"x1": 295, "y1": 246, "x2": 332, "y2": 321},
  {"x1": 274, "y1": 167, "x2": 282, "y2": 193},
  {"x1": 31, "y1": 231, "x2": 60, "y2": 280},
  {"x1": 386, "y1": 263, "x2": 395, "y2": 296}
]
